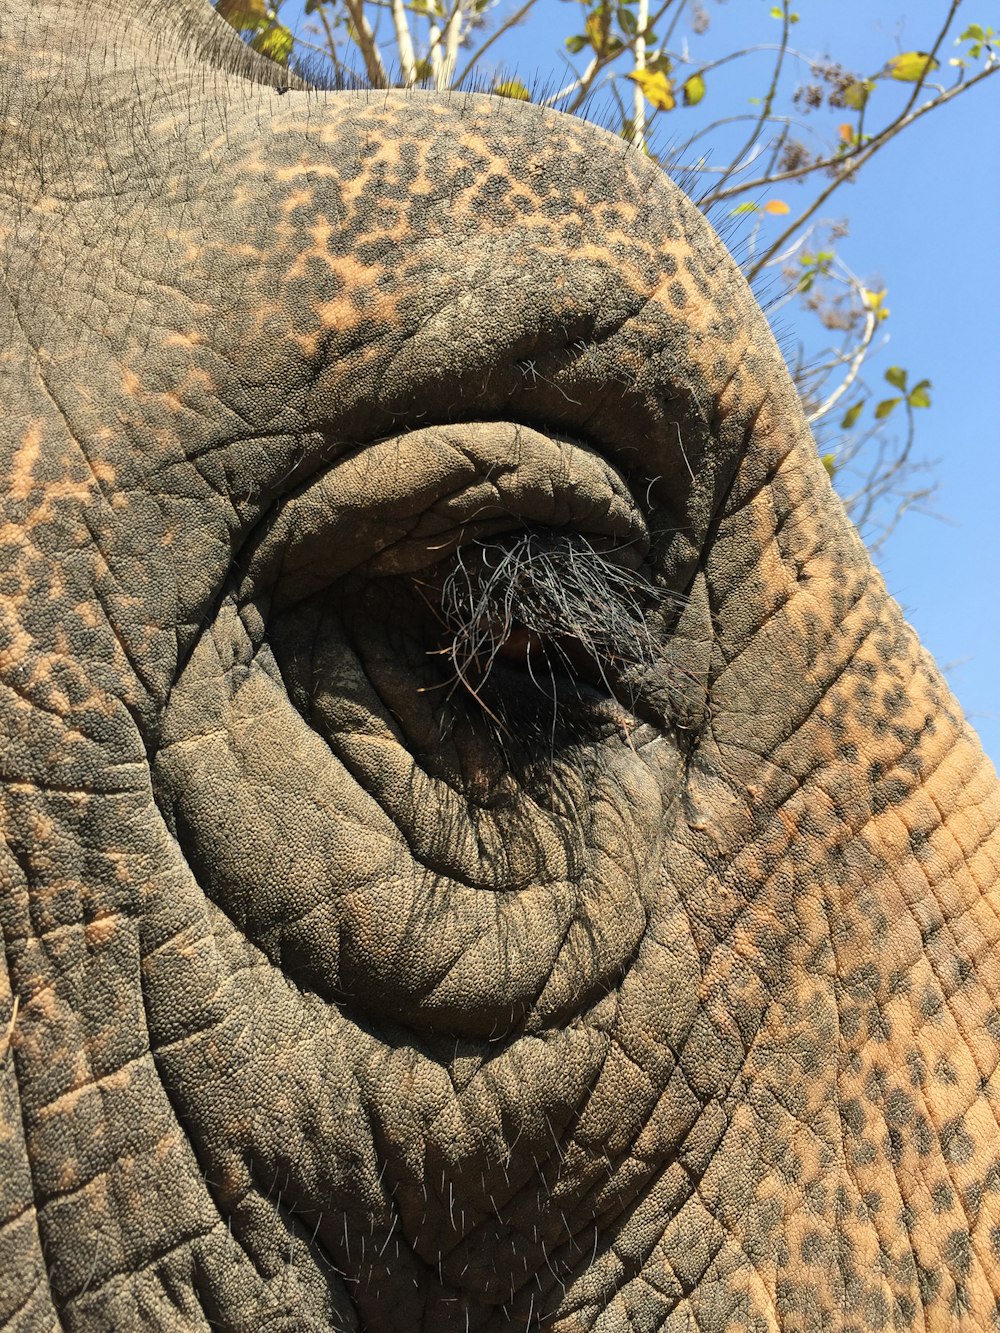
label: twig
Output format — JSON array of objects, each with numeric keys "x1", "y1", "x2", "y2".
[
  {"x1": 711, "y1": 0, "x2": 791, "y2": 198},
  {"x1": 632, "y1": 0, "x2": 649, "y2": 148},
  {"x1": 314, "y1": 3, "x2": 340, "y2": 74},
  {"x1": 806, "y1": 287, "x2": 876, "y2": 425}
]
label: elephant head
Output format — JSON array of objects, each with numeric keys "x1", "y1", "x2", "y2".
[{"x1": 2, "y1": 2, "x2": 998, "y2": 1328}]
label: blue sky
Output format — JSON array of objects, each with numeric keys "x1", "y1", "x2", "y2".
[{"x1": 276, "y1": 0, "x2": 999, "y2": 763}]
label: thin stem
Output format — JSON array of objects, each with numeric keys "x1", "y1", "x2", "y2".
[
  {"x1": 711, "y1": 0, "x2": 791, "y2": 198},
  {"x1": 543, "y1": 54, "x2": 599, "y2": 109},
  {"x1": 655, "y1": 0, "x2": 686, "y2": 52},
  {"x1": 806, "y1": 293, "x2": 877, "y2": 424},
  {"x1": 897, "y1": 0, "x2": 963, "y2": 120},
  {"x1": 314, "y1": 2, "x2": 339, "y2": 72},
  {"x1": 429, "y1": 15, "x2": 443, "y2": 86}
]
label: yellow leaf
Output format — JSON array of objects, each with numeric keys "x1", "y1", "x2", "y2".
[
  {"x1": 887, "y1": 51, "x2": 940, "y2": 82},
  {"x1": 844, "y1": 78, "x2": 873, "y2": 109},
  {"x1": 251, "y1": 21, "x2": 294, "y2": 65},
  {"x1": 215, "y1": 0, "x2": 268, "y2": 27},
  {"x1": 585, "y1": 8, "x2": 611, "y2": 56},
  {"x1": 763, "y1": 199, "x2": 790, "y2": 215},
  {"x1": 863, "y1": 289, "x2": 891, "y2": 322},
  {"x1": 628, "y1": 68, "x2": 676, "y2": 112},
  {"x1": 494, "y1": 79, "x2": 530, "y2": 101},
  {"x1": 682, "y1": 73, "x2": 706, "y2": 107}
]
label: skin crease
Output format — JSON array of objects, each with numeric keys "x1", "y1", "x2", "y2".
[{"x1": 1, "y1": 1, "x2": 999, "y2": 1329}]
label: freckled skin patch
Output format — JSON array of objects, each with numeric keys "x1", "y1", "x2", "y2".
[{"x1": 1, "y1": 1, "x2": 999, "y2": 1330}]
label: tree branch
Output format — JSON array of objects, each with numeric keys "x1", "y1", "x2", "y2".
[{"x1": 746, "y1": 61, "x2": 997, "y2": 281}]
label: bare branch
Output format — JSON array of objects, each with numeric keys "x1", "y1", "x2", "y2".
[
  {"x1": 313, "y1": 2, "x2": 339, "y2": 72},
  {"x1": 390, "y1": 0, "x2": 417, "y2": 85},
  {"x1": 806, "y1": 293, "x2": 877, "y2": 424},
  {"x1": 441, "y1": 0, "x2": 464, "y2": 89},
  {"x1": 543, "y1": 54, "x2": 600, "y2": 110},
  {"x1": 632, "y1": 0, "x2": 649, "y2": 149},
  {"x1": 897, "y1": 0, "x2": 963, "y2": 118},
  {"x1": 342, "y1": 0, "x2": 390, "y2": 87}
]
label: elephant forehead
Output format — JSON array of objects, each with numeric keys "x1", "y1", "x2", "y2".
[
  {"x1": 213, "y1": 94, "x2": 703, "y2": 282},
  {"x1": 109, "y1": 92, "x2": 763, "y2": 480}
]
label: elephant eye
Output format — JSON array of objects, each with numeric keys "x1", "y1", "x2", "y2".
[{"x1": 413, "y1": 527, "x2": 660, "y2": 715}]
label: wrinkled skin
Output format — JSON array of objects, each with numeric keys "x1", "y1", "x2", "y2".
[{"x1": 2, "y1": 2, "x2": 999, "y2": 1329}]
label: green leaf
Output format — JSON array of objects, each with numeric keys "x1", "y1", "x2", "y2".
[
  {"x1": 617, "y1": 5, "x2": 637, "y2": 36},
  {"x1": 821, "y1": 453, "x2": 837, "y2": 477},
  {"x1": 841, "y1": 401, "x2": 864, "y2": 430},
  {"x1": 887, "y1": 51, "x2": 940, "y2": 82},
  {"x1": 884, "y1": 365, "x2": 907, "y2": 390},
  {"x1": 682, "y1": 73, "x2": 706, "y2": 106},
  {"x1": 494, "y1": 79, "x2": 531, "y2": 101},
  {"x1": 730, "y1": 201, "x2": 759, "y2": 216},
  {"x1": 251, "y1": 22, "x2": 293, "y2": 64},
  {"x1": 907, "y1": 379, "x2": 932, "y2": 408},
  {"x1": 565, "y1": 33, "x2": 588, "y2": 54},
  {"x1": 958, "y1": 25, "x2": 994, "y2": 57},
  {"x1": 874, "y1": 397, "x2": 902, "y2": 420}
]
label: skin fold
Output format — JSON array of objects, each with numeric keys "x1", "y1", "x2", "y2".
[{"x1": 1, "y1": 1, "x2": 998, "y2": 1328}]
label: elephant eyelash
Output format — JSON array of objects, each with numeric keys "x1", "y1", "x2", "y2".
[{"x1": 411, "y1": 527, "x2": 675, "y2": 722}]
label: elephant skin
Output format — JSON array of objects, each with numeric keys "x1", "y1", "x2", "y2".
[{"x1": 1, "y1": 1, "x2": 999, "y2": 1329}]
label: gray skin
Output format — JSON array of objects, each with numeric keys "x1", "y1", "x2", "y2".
[{"x1": 2, "y1": 1, "x2": 999, "y2": 1329}]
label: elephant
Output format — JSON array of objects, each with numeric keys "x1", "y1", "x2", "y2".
[{"x1": 1, "y1": 0, "x2": 999, "y2": 1328}]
